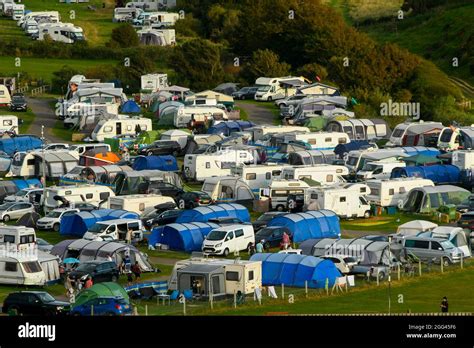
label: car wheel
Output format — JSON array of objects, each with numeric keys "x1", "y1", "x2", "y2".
[
  {"x1": 267, "y1": 97, "x2": 272, "y2": 101},
  {"x1": 241, "y1": 96, "x2": 245, "y2": 100},
  {"x1": 111, "y1": 275, "x2": 118, "y2": 282},
  {"x1": 363, "y1": 211, "x2": 371, "y2": 219},
  {"x1": 3, "y1": 215, "x2": 10, "y2": 222},
  {"x1": 223, "y1": 248, "x2": 229, "y2": 257},
  {"x1": 9, "y1": 306, "x2": 19, "y2": 316},
  {"x1": 276, "y1": 205, "x2": 285, "y2": 212},
  {"x1": 147, "y1": 151, "x2": 154, "y2": 156},
  {"x1": 53, "y1": 223, "x2": 60, "y2": 232},
  {"x1": 442, "y1": 257, "x2": 451, "y2": 267}
]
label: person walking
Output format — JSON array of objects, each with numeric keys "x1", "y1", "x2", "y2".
[
  {"x1": 281, "y1": 231, "x2": 290, "y2": 250},
  {"x1": 440, "y1": 297, "x2": 449, "y2": 313}
]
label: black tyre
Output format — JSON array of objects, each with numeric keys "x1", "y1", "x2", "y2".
[
  {"x1": 276, "y1": 205, "x2": 285, "y2": 212},
  {"x1": 3, "y1": 215, "x2": 10, "y2": 222},
  {"x1": 53, "y1": 223, "x2": 60, "y2": 232},
  {"x1": 223, "y1": 248, "x2": 229, "y2": 257}
]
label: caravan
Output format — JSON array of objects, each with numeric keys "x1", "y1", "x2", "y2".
[
  {"x1": 259, "y1": 180, "x2": 310, "y2": 211},
  {"x1": 42, "y1": 185, "x2": 115, "y2": 213},
  {"x1": 272, "y1": 132, "x2": 349, "y2": 151},
  {"x1": 386, "y1": 121, "x2": 443, "y2": 147},
  {"x1": 113, "y1": 7, "x2": 143, "y2": 22},
  {"x1": 38, "y1": 23, "x2": 85, "y2": 43},
  {"x1": 254, "y1": 76, "x2": 307, "y2": 101},
  {"x1": 280, "y1": 165, "x2": 348, "y2": 184},
  {"x1": 108, "y1": 194, "x2": 175, "y2": 215},
  {"x1": 326, "y1": 119, "x2": 390, "y2": 141},
  {"x1": 91, "y1": 116, "x2": 152, "y2": 142},
  {"x1": 9, "y1": 150, "x2": 79, "y2": 178},
  {"x1": 0, "y1": 225, "x2": 36, "y2": 252},
  {"x1": 366, "y1": 178, "x2": 434, "y2": 207},
  {"x1": 0, "y1": 255, "x2": 46, "y2": 286},
  {"x1": 0, "y1": 115, "x2": 18, "y2": 133},
  {"x1": 231, "y1": 163, "x2": 287, "y2": 194},
  {"x1": 0, "y1": 85, "x2": 11, "y2": 106},
  {"x1": 438, "y1": 126, "x2": 474, "y2": 151}
]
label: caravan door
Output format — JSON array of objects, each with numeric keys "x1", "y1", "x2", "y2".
[{"x1": 116, "y1": 122, "x2": 122, "y2": 136}]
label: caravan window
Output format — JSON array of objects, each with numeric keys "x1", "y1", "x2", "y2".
[
  {"x1": 389, "y1": 189, "x2": 395, "y2": 196},
  {"x1": 5, "y1": 262, "x2": 17, "y2": 272},
  {"x1": 100, "y1": 192, "x2": 110, "y2": 200},
  {"x1": 4, "y1": 235, "x2": 15, "y2": 243},
  {"x1": 265, "y1": 172, "x2": 271, "y2": 180},
  {"x1": 226, "y1": 271, "x2": 239, "y2": 281},
  {"x1": 85, "y1": 193, "x2": 93, "y2": 199},
  {"x1": 205, "y1": 162, "x2": 210, "y2": 169},
  {"x1": 140, "y1": 125, "x2": 148, "y2": 131},
  {"x1": 311, "y1": 193, "x2": 318, "y2": 199},
  {"x1": 326, "y1": 174, "x2": 334, "y2": 182},
  {"x1": 246, "y1": 173, "x2": 256, "y2": 181},
  {"x1": 127, "y1": 125, "x2": 133, "y2": 131},
  {"x1": 399, "y1": 187, "x2": 406, "y2": 194},
  {"x1": 307, "y1": 139, "x2": 316, "y2": 145},
  {"x1": 340, "y1": 197, "x2": 346, "y2": 202},
  {"x1": 338, "y1": 137, "x2": 347, "y2": 144},
  {"x1": 325, "y1": 138, "x2": 332, "y2": 142},
  {"x1": 272, "y1": 170, "x2": 281, "y2": 177},
  {"x1": 3, "y1": 120, "x2": 12, "y2": 126},
  {"x1": 248, "y1": 270, "x2": 254, "y2": 281},
  {"x1": 22, "y1": 261, "x2": 42, "y2": 273},
  {"x1": 104, "y1": 126, "x2": 113, "y2": 133}
]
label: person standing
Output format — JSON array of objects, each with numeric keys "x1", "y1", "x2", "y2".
[
  {"x1": 256, "y1": 240, "x2": 264, "y2": 253},
  {"x1": 84, "y1": 276, "x2": 93, "y2": 289},
  {"x1": 131, "y1": 262, "x2": 141, "y2": 282},
  {"x1": 126, "y1": 228, "x2": 133, "y2": 244},
  {"x1": 440, "y1": 297, "x2": 449, "y2": 313},
  {"x1": 281, "y1": 231, "x2": 290, "y2": 250}
]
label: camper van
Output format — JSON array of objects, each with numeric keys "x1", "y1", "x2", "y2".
[
  {"x1": 69, "y1": 143, "x2": 111, "y2": 156},
  {"x1": 356, "y1": 160, "x2": 406, "y2": 180},
  {"x1": 438, "y1": 126, "x2": 474, "y2": 151},
  {"x1": 0, "y1": 85, "x2": 11, "y2": 106},
  {"x1": 18, "y1": 11, "x2": 60, "y2": 28},
  {"x1": 108, "y1": 194, "x2": 175, "y2": 215},
  {"x1": 133, "y1": 11, "x2": 179, "y2": 27},
  {"x1": 82, "y1": 219, "x2": 145, "y2": 242},
  {"x1": 90, "y1": 116, "x2": 152, "y2": 142},
  {"x1": 249, "y1": 125, "x2": 310, "y2": 142},
  {"x1": 0, "y1": 225, "x2": 36, "y2": 252},
  {"x1": 280, "y1": 165, "x2": 348, "y2": 184},
  {"x1": 202, "y1": 224, "x2": 255, "y2": 256},
  {"x1": 42, "y1": 185, "x2": 115, "y2": 213},
  {"x1": 254, "y1": 76, "x2": 307, "y2": 101},
  {"x1": 38, "y1": 23, "x2": 84, "y2": 43},
  {"x1": 366, "y1": 178, "x2": 434, "y2": 207},
  {"x1": 0, "y1": 255, "x2": 46, "y2": 286},
  {"x1": 0, "y1": 115, "x2": 18, "y2": 133},
  {"x1": 386, "y1": 121, "x2": 443, "y2": 147},
  {"x1": 259, "y1": 180, "x2": 311, "y2": 211},
  {"x1": 231, "y1": 163, "x2": 287, "y2": 194},
  {"x1": 113, "y1": 7, "x2": 143, "y2": 22},
  {"x1": 10, "y1": 4, "x2": 24, "y2": 20}
]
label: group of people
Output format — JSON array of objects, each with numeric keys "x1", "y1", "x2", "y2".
[
  {"x1": 248, "y1": 232, "x2": 291, "y2": 256},
  {"x1": 120, "y1": 254, "x2": 142, "y2": 286}
]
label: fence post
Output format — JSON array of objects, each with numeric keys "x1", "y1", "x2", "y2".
[
  {"x1": 461, "y1": 254, "x2": 463, "y2": 269},
  {"x1": 91, "y1": 304, "x2": 94, "y2": 316},
  {"x1": 325, "y1": 278, "x2": 329, "y2": 296},
  {"x1": 418, "y1": 261, "x2": 422, "y2": 276},
  {"x1": 305, "y1": 281, "x2": 308, "y2": 298},
  {"x1": 281, "y1": 284, "x2": 285, "y2": 299},
  {"x1": 441, "y1": 258, "x2": 444, "y2": 273},
  {"x1": 145, "y1": 304, "x2": 148, "y2": 316},
  {"x1": 397, "y1": 264, "x2": 400, "y2": 281},
  {"x1": 233, "y1": 290, "x2": 237, "y2": 309},
  {"x1": 376, "y1": 270, "x2": 380, "y2": 286}
]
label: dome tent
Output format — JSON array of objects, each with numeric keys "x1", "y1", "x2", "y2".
[
  {"x1": 176, "y1": 203, "x2": 250, "y2": 224},
  {"x1": 267, "y1": 210, "x2": 340, "y2": 243},
  {"x1": 73, "y1": 282, "x2": 129, "y2": 308},
  {"x1": 149, "y1": 222, "x2": 219, "y2": 252},
  {"x1": 132, "y1": 155, "x2": 178, "y2": 172},
  {"x1": 121, "y1": 100, "x2": 141, "y2": 113},
  {"x1": 250, "y1": 253, "x2": 340, "y2": 288}
]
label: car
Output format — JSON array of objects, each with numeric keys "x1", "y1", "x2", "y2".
[
  {"x1": 36, "y1": 238, "x2": 53, "y2": 252},
  {"x1": 457, "y1": 195, "x2": 474, "y2": 213},
  {"x1": 73, "y1": 202, "x2": 99, "y2": 212},
  {"x1": 69, "y1": 261, "x2": 119, "y2": 284},
  {"x1": 255, "y1": 226, "x2": 292, "y2": 249},
  {"x1": 9, "y1": 94, "x2": 27, "y2": 112},
  {"x1": 232, "y1": 87, "x2": 259, "y2": 100},
  {"x1": 1, "y1": 291, "x2": 69, "y2": 316},
  {"x1": 70, "y1": 296, "x2": 132, "y2": 316},
  {"x1": 142, "y1": 209, "x2": 183, "y2": 230},
  {"x1": 145, "y1": 182, "x2": 184, "y2": 198},
  {"x1": 36, "y1": 208, "x2": 80, "y2": 232},
  {"x1": 208, "y1": 217, "x2": 245, "y2": 226},
  {"x1": 43, "y1": 143, "x2": 70, "y2": 151},
  {"x1": 0, "y1": 202, "x2": 35, "y2": 222},
  {"x1": 4, "y1": 188, "x2": 44, "y2": 203},
  {"x1": 176, "y1": 191, "x2": 212, "y2": 209},
  {"x1": 322, "y1": 255, "x2": 359, "y2": 274},
  {"x1": 274, "y1": 94, "x2": 309, "y2": 108},
  {"x1": 458, "y1": 212, "x2": 474, "y2": 232},
  {"x1": 252, "y1": 211, "x2": 287, "y2": 232},
  {"x1": 138, "y1": 140, "x2": 181, "y2": 157}
]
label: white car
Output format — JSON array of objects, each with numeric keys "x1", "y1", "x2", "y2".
[
  {"x1": 0, "y1": 202, "x2": 35, "y2": 222},
  {"x1": 278, "y1": 249, "x2": 302, "y2": 255},
  {"x1": 4, "y1": 188, "x2": 43, "y2": 203},
  {"x1": 36, "y1": 208, "x2": 79, "y2": 232},
  {"x1": 43, "y1": 143, "x2": 70, "y2": 151},
  {"x1": 322, "y1": 255, "x2": 358, "y2": 274}
]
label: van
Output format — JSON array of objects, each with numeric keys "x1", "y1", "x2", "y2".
[
  {"x1": 82, "y1": 218, "x2": 145, "y2": 242},
  {"x1": 402, "y1": 236, "x2": 463, "y2": 265},
  {"x1": 38, "y1": 22, "x2": 85, "y2": 43},
  {"x1": 366, "y1": 178, "x2": 434, "y2": 207},
  {"x1": 280, "y1": 165, "x2": 348, "y2": 185},
  {"x1": 108, "y1": 194, "x2": 175, "y2": 215},
  {"x1": 202, "y1": 225, "x2": 255, "y2": 257},
  {"x1": 42, "y1": 185, "x2": 115, "y2": 213},
  {"x1": 0, "y1": 225, "x2": 36, "y2": 252},
  {"x1": 259, "y1": 180, "x2": 310, "y2": 211},
  {"x1": 357, "y1": 160, "x2": 406, "y2": 180},
  {"x1": 91, "y1": 117, "x2": 152, "y2": 142},
  {"x1": 0, "y1": 115, "x2": 18, "y2": 133}
]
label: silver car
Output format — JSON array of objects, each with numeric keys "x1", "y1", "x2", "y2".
[
  {"x1": 403, "y1": 237, "x2": 463, "y2": 265},
  {"x1": 0, "y1": 202, "x2": 35, "y2": 222}
]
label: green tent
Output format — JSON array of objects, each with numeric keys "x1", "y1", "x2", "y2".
[
  {"x1": 137, "y1": 130, "x2": 160, "y2": 145},
  {"x1": 401, "y1": 154, "x2": 442, "y2": 166},
  {"x1": 157, "y1": 113, "x2": 175, "y2": 127},
  {"x1": 304, "y1": 117, "x2": 327, "y2": 131},
  {"x1": 104, "y1": 138, "x2": 120, "y2": 153},
  {"x1": 73, "y1": 282, "x2": 129, "y2": 308}
]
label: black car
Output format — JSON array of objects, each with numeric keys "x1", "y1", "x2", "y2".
[
  {"x1": 138, "y1": 140, "x2": 181, "y2": 157},
  {"x1": 458, "y1": 212, "x2": 474, "y2": 232},
  {"x1": 69, "y1": 261, "x2": 119, "y2": 283},
  {"x1": 10, "y1": 94, "x2": 27, "y2": 112},
  {"x1": 232, "y1": 87, "x2": 259, "y2": 100},
  {"x1": 74, "y1": 202, "x2": 99, "y2": 212},
  {"x1": 142, "y1": 209, "x2": 183, "y2": 229},
  {"x1": 208, "y1": 217, "x2": 245, "y2": 225},
  {"x1": 144, "y1": 182, "x2": 184, "y2": 198},
  {"x1": 255, "y1": 226, "x2": 292, "y2": 249},
  {"x1": 2, "y1": 291, "x2": 69, "y2": 316},
  {"x1": 252, "y1": 211, "x2": 287, "y2": 232},
  {"x1": 457, "y1": 195, "x2": 474, "y2": 213},
  {"x1": 176, "y1": 191, "x2": 212, "y2": 209}
]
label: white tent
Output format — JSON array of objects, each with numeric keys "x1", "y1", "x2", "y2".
[{"x1": 396, "y1": 220, "x2": 438, "y2": 235}]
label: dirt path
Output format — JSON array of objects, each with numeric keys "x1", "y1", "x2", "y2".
[
  {"x1": 26, "y1": 96, "x2": 64, "y2": 143},
  {"x1": 236, "y1": 101, "x2": 276, "y2": 125}
]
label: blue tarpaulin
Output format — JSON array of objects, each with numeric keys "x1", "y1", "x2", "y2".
[
  {"x1": 176, "y1": 203, "x2": 250, "y2": 224},
  {"x1": 267, "y1": 210, "x2": 340, "y2": 243},
  {"x1": 250, "y1": 253, "x2": 341, "y2": 288},
  {"x1": 12, "y1": 178, "x2": 42, "y2": 190},
  {"x1": 132, "y1": 155, "x2": 178, "y2": 172},
  {"x1": 391, "y1": 164, "x2": 460, "y2": 184},
  {"x1": 60, "y1": 209, "x2": 139, "y2": 237},
  {"x1": 0, "y1": 136, "x2": 42, "y2": 156},
  {"x1": 149, "y1": 222, "x2": 219, "y2": 251},
  {"x1": 121, "y1": 100, "x2": 141, "y2": 113}
]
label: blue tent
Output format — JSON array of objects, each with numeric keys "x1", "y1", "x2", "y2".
[
  {"x1": 176, "y1": 203, "x2": 250, "y2": 224},
  {"x1": 0, "y1": 136, "x2": 42, "y2": 156},
  {"x1": 267, "y1": 210, "x2": 340, "y2": 243},
  {"x1": 391, "y1": 164, "x2": 460, "y2": 184},
  {"x1": 121, "y1": 100, "x2": 141, "y2": 113},
  {"x1": 149, "y1": 222, "x2": 219, "y2": 251},
  {"x1": 401, "y1": 147, "x2": 440, "y2": 157},
  {"x1": 60, "y1": 209, "x2": 139, "y2": 237},
  {"x1": 250, "y1": 253, "x2": 341, "y2": 288},
  {"x1": 12, "y1": 178, "x2": 42, "y2": 190},
  {"x1": 334, "y1": 141, "x2": 372, "y2": 159},
  {"x1": 207, "y1": 121, "x2": 255, "y2": 136},
  {"x1": 132, "y1": 155, "x2": 178, "y2": 172}
]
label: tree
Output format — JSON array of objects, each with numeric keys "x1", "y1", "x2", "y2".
[
  {"x1": 296, "y1": 63, "x2": 328, "y2": 83},
  {"x1": 51, "y1": 66, "x2": 82, "y2": 94},
  {"x1": 242, "y1": 49, "x2": 290, "y2": 83},
  {"x1": 114, "y1": 51, "x2": 156, "y2": 93},
  {"x1": 109, "y1": 24, "x2": 140, "y2": 48}
]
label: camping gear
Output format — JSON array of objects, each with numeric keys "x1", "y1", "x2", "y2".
[
  {"x1": 63, "y1": 258, "x2": 81, "y2": 264},
  {"x1": 0, "y1": 135, "x2": 42, "y2": 156},
  {"x1": 15, "y1": 212, "x2": 40, "y2": 228},
  {"x1": 176, "y1": 203, "x2": 250, "y2": 224},
  {"x1": 403, "y1": 185, "x2": 470, "y2": 214},
  {"x1": 149, "y1": 222, "x2": 219, "y2": 251},
  {"x1": 121, "y1": 100, "x2": 141, "y2": 114}
]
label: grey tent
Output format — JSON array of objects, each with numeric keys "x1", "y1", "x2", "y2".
[
  {"x1": 16, "y1": 212, "x2": 41, "y2": 228},
  {"x1": 112, "y1": 169, "x2": 182, "y2": 195},
  {"x1": 80, "y1": 165, "x2": 132, "y2": 184},
  {"x1": 288, "y1": 150, "x2": 336, "y2": 166},
  {"x1": 177, "y1": 264, "x2": 226, "y2": 297},
  {"x1": 38, "y1": 250, "x2": 61, "y2": 284},
  {"x1": 403, "y1": 185, "x2": 470, "y2": 214}
]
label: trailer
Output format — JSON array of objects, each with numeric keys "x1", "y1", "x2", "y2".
[
  {"x1": 366, "y1": 177, "x2": 434, "y2": 207},
  {"x1": 280, "y1": 164, "x2": 348, "y2": 185},
  {"x1": 90, "y1": 116, "x2": 152, "y2": 142}
]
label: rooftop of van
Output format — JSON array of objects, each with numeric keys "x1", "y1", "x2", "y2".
[
  {"x1": 94, "y1": 218, "x2": 140, "y2": 225},
  {"x1": 404, "y1": 236, "x2": 448, "y2": 242},
  {"x1": 209, "y1": 224, "x2": 251, "y2": 231}
]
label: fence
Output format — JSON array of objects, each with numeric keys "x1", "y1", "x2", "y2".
[{"x1": 30, "y1": 85, "x2": 50, "y2": 96}]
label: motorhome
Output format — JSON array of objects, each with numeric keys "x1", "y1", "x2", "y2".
[
  {"x1": 113, "y1": 7, "x2": 143, "y2": 22},
  {"x1": 133, "y1": 11, "x2": 179, "y2": 27},
  {"x1": 18, "y1": 11, "x2": 60, "y2": 28},
  {"x1": 231, "y1": 163, "x2": 287, "y2": 194},
  {"x1": 259, "y1": 180, "x2": 311, "y2": 211},
  {"x1": 0, "y1": 85, "x2": 11, "y2": 106},
  {"x1": 386, "y1": 121, "x2": 443, "y2": 147},
  {"x1": 82, "y1": 218, "x2": 145, "y2": 242},
  {"x1": 305, "y1": 186, "x2": 371, "y2": 218},
  {"x1": 254, "y1": 76, "x2": 307, "y2": 101},
  {"x1": 437, "y1": 126, "x2": 474, "y2": 151},
  {"x1": 38, "y1": 23, "x2": 85, "y2": 43},
  {"x1": 126, "y1": 0, "x2": 176, "y2": 11},
  {"x1": 202, "y1": 224, "x2": 255, "y2": 257},
  {"x1": 326, "y1": 119, "x2": 390, "y2": 141},
  {"x1": 42, "y1": 185, "x2": 115, "y2": 213},
  {"x1": 137, "y1": 28, "x2": 175, "y2": 46},
  {"x1": 108, "y1": 194, "x2": 175, "y2": 215},
  {"x1": 6, "y1": 3, "x2": 24, "y2": 20},
  {"x1": 0, "y1": 225, "x2": 36, "y2": 252},
  {"x1": 280, "y1": 165, "x2": 348, "y2": 185},
  {"x1": 249, "y1": 125, "x2": 310, "y2": 142},
  {"x1": 366, "y1": 178, "x2": 434, "y2": 207},
  {"x1": 0, "y1": 255, "x2": 46, "y2": 286},
  {"x1": 356, "y1": 160, "x2": 406, "y2": 180},
  {"x1": 8, "y1": 150, "x2": 79, "y2": 178},
  {"x1": 0, "y1": 115, "x2": 18, "y2": 133},
  {"x1": 90, "y1": 116, "x2": 152, "y2": 142},
  {"x1": 0, "y1": 0, "x2": 13, "y2": 15},
  {"x1": 183, "y1": 147, "x2": 258, "y2": 182},
  {"x1": 141, "y1": 73, "x2": 168, "y2": 92}
]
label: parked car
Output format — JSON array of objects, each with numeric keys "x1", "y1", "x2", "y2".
[
  {"x1": 73, "y1": 202, "x2": 99, "y2": 212},
  {"x1": 232, "y1": 87, "x2": 258, "y2": 100},
  {"x1": 458, "y1": 212, "x2": 474, "y2": 232},
  {"x1": 145, "y1": 182, "x2": 184, "y2": 198},
  {"x1": 322, "y1": 255, "x2": 358, "y2": 274},
  {"x1": 176, "y1": 191, "x2": 212, "y2": 209},
  {"x1": 43, "y1": 143, "x2": 70, "y2": 151},
  {"x1": 70, "y1": 296, "x2": 132, "y2": 316},
  {"x1": 138, "y1": 140, "x2": 181, "y2": 157},
  {"x1": 402, "y1": 237, "x2": 463, "y2": 265},
  {"x1": 255, "y1": 226, "x2": 292, "y2": 249},
  {"x1": 142, "y1": 209, "x2": 183, "y2": 230},
  {"x1": 208, "y1": 217, "x2": 245, "y2": 226},
  {"x1": 69, "y1": 261, "x2": 119, "y2": 284},
  {"x1": 9, "y1": 94, "x2": 27, "y2": 112},
  {"x1": 36, "y1": 238, "x2": 53, "y2": 252},
  {"x1": 1, "y1": 291, "x2": 69, "y2": 316},
  {"x1": 36, "y1": 208, "x2": 80, "y2": 232},
  {"x1": 0, "y1": 202, "x2": 35, "y2": 222},
  {"x1": 457, "y1": 194, "x2": 474, "y2": 213},
  {"x1": 4, "y1": 188, "x2": 43, "y2": 203},
  {"x1": 275, "y1": 94, "x2": 309, "y2": 108},
  {"x1": 252, "y1": 211, "x2": 287, "y2": 232}
]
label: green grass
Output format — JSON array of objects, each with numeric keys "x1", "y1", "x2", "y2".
[
  {"x1": 340, "y1": 213, "x2": 438, "y2": 234},
  {"x1": 51, "y1": 120, "x2": 75, "y2": 143},
  {"x1": 235, "y1": 106, "x2": 248, "y2": 121},
  {"x1": 0, "y1": 107, "x2": 35, "y2": 134}
]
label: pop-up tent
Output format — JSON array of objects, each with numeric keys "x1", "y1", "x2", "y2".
[
  {"x1": 0, "y1": 135, "x2": 42, "y2": 156},
  {"x1": 176, "y1": 203, "x2": 250, "y2": 224},
  {"x1": 334, "y1": 141, "x2": 374, "y2": 159},
  {"x1": 149, "y1": 222, "x2": 219, "y2": 251},
  {"x1": 391, "y1": 164, "x2": 460, "y2": 184},
  {"x1": 132, "y1": 155, "x2": 178, "y2": 172},
  {"x1": 250, "y1": 253, "x2": 340, "y2": 288},
  {"x1": 60, "y1": 209, "x2": 139, "y2": 237},
  {"x1": 267, "y1": 210, "x2": 340, "y2": 243},
  {"x1": 73, "y1": 282, "x2": 129, "y2": 308}
]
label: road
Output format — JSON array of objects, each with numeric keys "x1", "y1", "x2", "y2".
[
  {"x1": 26, "y1": 96, "x2": 64, "y2": 143},
  {"x1": 236, "y1": 101, "x2": 277, "y2": 125}
]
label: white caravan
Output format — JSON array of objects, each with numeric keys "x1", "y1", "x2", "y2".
[
  {"x1": 366, "y1": 178, "x2": 434, "y2": 207},
  {"x1": 0, "y1": 115, "x2": 18, "y2": 133},
  {"x1": 82, "y1": 219, "x2": 145, "y2": 242},
  {"x1": 249, "y1": 125, "x2": 310, "y2": 142},
  {"x1": 280, "y1": 165, "x2": 348, "y2": 185},
  {"x1": 0, "y1": 225, "x2": 36, "y2": 252},
  {"x1": 38, "y1": 23, "x2": 85, "y2": 43},
  {"x1": 42, "y1": 185, "x2": 115, "y2": 213},
  {"x1": 18, "y1": 11, "x2": 60, "y2": 28},
  {"x1": 173, "y1": 105, "x2": 228, "y2": 128},
  {"x1": 0, "y1": 255, "x2": 46, "y2": 286},
  {"x1": 231, "y1": 163, "x2": 287, "y2": 194},
  {"x1": 133, "y1": 11, "x2": 179, "y2": 27},
  {"x1": 9, "y1": 150, "x2": 79, "y2": 178},
  {"x1": 108, "y1": 194, "x2": 175, "y2": 215},
  {"x1": 386, "y1": 121, "x2": 443, "y2": 147},
  {"x1": 254, "y1": 76, "x2": 307, "y2": 101},
  {"x1": 356, "y1": 160, "x2": 406, "y2": 180},
  {"x1": 141, "y1": 73, "x2": 168, "y2": 92},
  {"x1": 279, "y1": 132, "x2": 349, "y2": 151},
  {"x1": 438, "y1": 126, "x2": 474, "y2": 151},
  {"x1": 202, "y1": 224, "x2": 255, "y2": 257},
  {"x1": 0, "y1": 85, "x2": 11, "y2": 106},
  {"x1": 91, "y1": 116, "x2": 152, "y2": 142},
  {"x1": 259, "y1": 180, "x2": 310, "y2": 211},
  {"x1": 113, "y1": 7, "x2": 143, "y2": 22}
]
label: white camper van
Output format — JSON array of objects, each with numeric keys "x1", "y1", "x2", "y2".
[
  {"x1": 280, "y1": 165, "x2": 348, "y2": 185},
  {"x1": 0, "y1": 225, "x2": 36, "y2": 252},
  {"x1": 259, "y1": 180, "x2": 310, "y2": 211},
  {"x1": 366, "y1": 178, "x2": 435, "y2": 207},
  {"x1": 108, "y1": 194, "x2": 175, "y2": 215},
  {"x1": 42, "y1": 185, "x2": 115, "y2": 213},
  {"x1": 250, "y1": 125, "x2": 310, "y2": 142},
  {"x1": 82, "y1": 219, "x2": 145, "y2": 242},
  {"x1": 91, "y1": 116, "x2": 152, "y2": 142},
  {"x1": 254, "y1": 76, "x2": 307, "y2": 101},
  {"x1": 113, "y1": 7, "x2": 143, "y2": 22},
  {"x1": 38, "y1": 23, "x2": 85, "y2": 43},
  {"x1": 202, "y1": 224, "x2": 255, "y2": 257},
  {"x1": 231, "y1": 163, "x2": 287, "y2": 194},
  {"x1": 0, "y1": 85, "x2": 11, "y2": 106},
  {"x1": 0, "y1": 115, "x2": 18, "y2": 133},
  {"x1": 356, "y1": 160, "x2": 406, "y2": 180}
]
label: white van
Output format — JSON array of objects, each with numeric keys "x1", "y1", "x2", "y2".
[
  {"x1": 366, "y1": 178, "x2": 434, "y2": 207},
  {"x1": 82, "y1": 219, "x2": 145, "y2": 242},
  {"x1": 202, "y1": 224, "x2": 255, "y2": 257},
  {"x1": 259, "y1": 180, "x2": 310, "y2": 211},
  {"x1": 4, "y1": 188, "x2": 43, "y2": 203},
  {"x1": 0, "y1": 115, "x2": 17, "y2": 133},
  {"x1": 42, "y1": 185, "x2": 115, "y2": 213},
  {"x1": 231, "y1": 163, "x2": 287, "y2": 194},
  {"x1": 0, "y1": 225, "x2": 36, "y2": 252},
  {"x1": 357, "y1": 160, "x2": 406, "y2": 180},
  {"x1": 91, "y1": 117, "x2": 152, "y2": 142},
  {"x1": 280, "y1": 165, "x2": 348, "y2": 185},
  {"x1": 69, "y1": 143, "x2": 111, "y2": 156},
  {"x1": 0, "y1": 255, "x2": 46, "y2": 286},
  {"x1": 108, "y1": 194, "x2": 175, "y2": 215}
]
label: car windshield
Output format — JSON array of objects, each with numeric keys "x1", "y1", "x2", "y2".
[
  {"x1": 258, "y1": 86, "x2": 271, "y2": 92},
  {"x1": 197, "y1": 192, "x2": 211, "y2": 199},
  {"x1": 440, "y1": 241, "x2": 455, "y2": 250},
  {"x1": 343, "y1": 257, "x2": 358, "y2": 263},
  {"x1": 36, "y1": 292, "x2": 56, "y2": 303},
  {"x1": 0, "y1": 202, "x2": 15, "y2": 210},
  {"x1": 12, "y1": 96, "x2": 25, "y2": 102},
  {"x1": 88, "y1": 223, "x2": 108, "y2": 234},
  {"x1": 257, "y1": 214, "x2": 274, "y2": 222},
  {"x1": 256, "y1": 229, "x2": 273, "y2": 237},
  {"x1": 36, "y1": 239, "x2": 48, "y2": 246},
  {"x1": 362, "y1": 163, "x2": 378, "y2": 172},
  {"x1": 15, "y1": 189, "x2": 28, "y2": 197},
  {"x1": 239, "y1": 88, "x2": 249, "y2": 93},
  {"x1": 75, "y1": 263, "x2": 97, "y2": 272},
  {"x1": 206, "y1": 230, "x2": 227, "y2": 241},
  {"x1": 46, "y1": 211, "x2": 62, "y2": 218}
]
